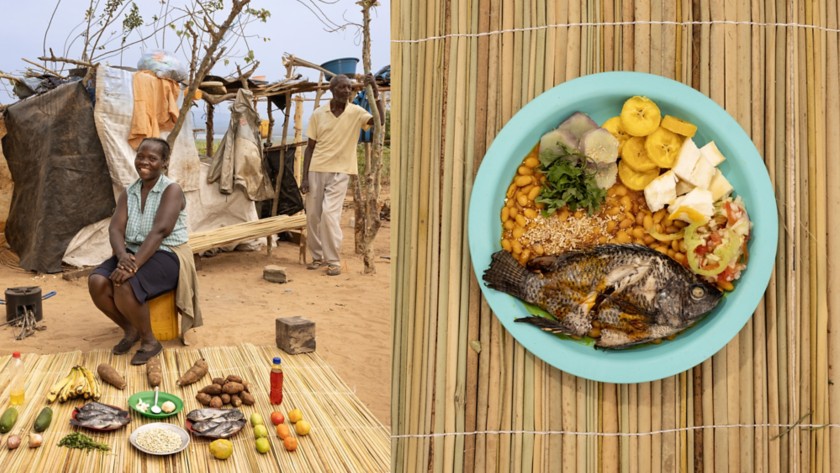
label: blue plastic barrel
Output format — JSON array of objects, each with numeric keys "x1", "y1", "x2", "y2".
[{"x1": 320, "y1": 58, "x2": 359, "y2": 78}]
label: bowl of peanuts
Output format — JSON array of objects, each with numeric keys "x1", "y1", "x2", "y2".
[{"x1": 469, "y1": 72, "x2": 778, "y2": 383}]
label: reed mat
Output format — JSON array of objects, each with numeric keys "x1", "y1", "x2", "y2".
[
  {"x1": 392, "y1": 0, "x2": 840, "y2": 471},
  {"x1": 0, "y1": 344, "x2": 389, "y2": 472}
]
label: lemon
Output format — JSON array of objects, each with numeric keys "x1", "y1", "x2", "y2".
[
  {"x1": 288, "y1": 409, "x2": 303, "y2": 424},
  {"x1": 250, "y1": 413, "x2": 264, "y2": 427},
  {"x1": 295, "y1": 419, "x2": 311, "y2": 436},
  {"x1": 255, "y1": 437, "x2": 270, "y2": 454},
  {"x1": 254, "y1": 424, "x2": 269, "y2": 438},
  {"x1": 209, "y1": 439, "x2": 233, "y2": 460}
]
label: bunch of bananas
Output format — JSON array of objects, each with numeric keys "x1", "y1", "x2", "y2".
[{"x1": 47, "y1": 365, "x2": 100, "y2": 403}]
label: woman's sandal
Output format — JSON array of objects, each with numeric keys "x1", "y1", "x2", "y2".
[{"x1": 130, "y1": 342, "x2": 163, "y2": 365}]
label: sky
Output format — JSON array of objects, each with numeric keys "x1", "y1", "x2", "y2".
[{"x1": 0, "y1": 0, "x2": 390, "y2": 131}]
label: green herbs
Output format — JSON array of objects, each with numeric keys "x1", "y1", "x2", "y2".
[
  {"x1": 58, "y1": 432, "x2": 110, "y2": 452},
  {"x1": 536, "y1": 151, "x2": 606, "y2": 215}
]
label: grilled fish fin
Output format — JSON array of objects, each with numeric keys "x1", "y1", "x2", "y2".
[
  {"x1": 484, "y1": 251, "x2": 536, "y2": 302},
  {"x1": 514, "y1": 315, "x2": 578, "y2": 338}
]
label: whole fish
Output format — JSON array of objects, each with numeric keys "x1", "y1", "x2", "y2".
[
  {"x1": 71, "y1": 402, "x2": 130, "y2": 430},
  {"x1": 186, "y1": 408, "x2": 245, "y2": 438},
  {"x1": 482, "y1": 244, "x2": 723, "y2": 349}
]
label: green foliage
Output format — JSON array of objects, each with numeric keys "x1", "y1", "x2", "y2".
[
  {"x1": 246, "y1": 8, "x2": 271, "y2": 22},
  {"x1": 536, "y1": 152, "x2": 606, "y2": 216}
]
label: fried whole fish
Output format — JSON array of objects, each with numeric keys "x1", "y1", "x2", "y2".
[
  {"x1": 483, "y1": 244, "x2": 723, "y2": 349},
  {"x1": 70, "y1": 402, "x2": 131, "y2": 430},
  {"x1": 186, "y1": 408, "x2": 246, "y2": 438}
]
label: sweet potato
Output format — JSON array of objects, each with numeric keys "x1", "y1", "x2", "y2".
[
  {"x1": 195, "y1": 393, "x2": 212, "y2": 406},
  {"x1": 96, "y1": 363, "x2": 126, "y2": 390},
  {"x1": 239, "y1": 391, "x2": 255, "y2": 406},
  {"x1": 209, "y1": 396, "x2": 223, "y2": 409},
  {"x1": 230, "y1": 394, "x2": 242, "y2": 407},
  {"x1": 176, "y1": 359, "x2": 209, "y2": 386},
  {"x1": 200, "y1": 383, "x2": 223, "y2": 395},
  {"x1": 146, "y1": 357, "x2": 162, "y2": 387},
  {"x1": 220, "y1": 394, "x2": 231, "y2": 405},
  {"x1": 222, "y1": 382, "x2": 245, "y2": 395}
]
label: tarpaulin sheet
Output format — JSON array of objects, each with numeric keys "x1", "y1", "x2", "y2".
[
  {"x1": 2, "y1": 82, "x2": 116, "y2": 273},
  {"x1": 260, "y1": 145, "x2": 304, "y2": 217}
]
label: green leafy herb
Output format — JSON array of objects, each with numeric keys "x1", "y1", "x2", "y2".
[
  {"x1": 536, "y1": 151, "x2": 606, "y2": 215},
  {"x1": 58, "y1": 432, "x2": 110, "y2": 452}
]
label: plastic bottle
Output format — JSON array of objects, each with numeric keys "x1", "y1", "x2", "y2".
[
  {"x1": 9, "y1": 352, "x2": 25, "y2": 406},
  {"x1": 269, "y1": 357, "x2": 284, "y2": 405}
]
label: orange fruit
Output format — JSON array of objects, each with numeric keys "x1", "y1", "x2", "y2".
[
  {"x1": 288, "y1": 409, "x2": 303, "y2": 424},
  {"x1": 295, "y1": 419, "x2": 311, "y2": 436},
  {"x1": 270, "y1": 411, "x2": 285, "y2": 425},
  {"x1": 283, "y1": 436, "x2": 298, "y2": 451},
  {"x1": 276, "y1": 423, "x2": 291, "y2": 439}
]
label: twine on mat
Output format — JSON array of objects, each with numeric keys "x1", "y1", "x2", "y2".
[
  {"x1": 392, "y1": 20, "x2": 840, "y2": 44},
  {"x1": 391, "y1": 422, "x2": 840, "y2": 439}
]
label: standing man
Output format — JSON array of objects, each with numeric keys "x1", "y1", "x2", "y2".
[{"x1": 300, "y1": 73, "x2": 385, "y2": 276}]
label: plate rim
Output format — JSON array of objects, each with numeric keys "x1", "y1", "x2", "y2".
[
  {"x1": 468, "y1": 71, "x2": 779, "y2": 383},
  {"x1": 128, "y1": 421, "x2": 190, "y2": 456}
]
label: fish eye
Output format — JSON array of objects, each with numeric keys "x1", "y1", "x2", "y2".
[{"x1": 690, "y1": 285, "x2": 706, "y2": 300}]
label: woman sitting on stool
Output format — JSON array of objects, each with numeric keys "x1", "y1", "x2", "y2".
[{"x1": 88, "y1": 137, "x2": 187, "y2": 365}]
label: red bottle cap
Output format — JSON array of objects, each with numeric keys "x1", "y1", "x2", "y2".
[{"x1": 12, "y1": 352, "x2": 21, "y2": 358}]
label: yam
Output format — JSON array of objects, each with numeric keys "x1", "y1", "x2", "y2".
[
  {"x1": 195, "y1": 393, "x2": 212, "y2": 406},
  {"x1": 225, "y1": 375, "x2": 243, "y2": 384},
  {"x1": 222, "y1": 382, "x2": 245, "y2": 395},
  {"x1": 240, "y1": 391, "x2": 255, "y2": 406},
  {"x1": 209, "y1": 396, "x2": 223, "y2": 409},
  {"x1": 146, "y1": 357, "x2": 162, "y2": 387},
  {"x1": 230, "y1": 394, "x2": 242, "y2": 407},
  {"x1": 220, "y1": 393, "x2": 231, "y2": 404},
  {"x1": 200, "y1": 383, "x2": 223, "y2": 395},
  {"x1": 176, "y1": 359, "x2": 209, "y2": 386},
  {"x1": 96, "y1": 363, "x2": 126, "y2": 390}
]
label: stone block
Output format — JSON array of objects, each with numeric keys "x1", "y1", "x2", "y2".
[
  {"x1": 263, "y1": 265, "x2": 288, "y2": 284},
  {"x1": 275, "y1": 316, "x2": 316, "y2": 354}
]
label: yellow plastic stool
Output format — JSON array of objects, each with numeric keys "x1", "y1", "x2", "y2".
[{"x1": 149, "y1": 291, "x2": 178, "y2": 341}]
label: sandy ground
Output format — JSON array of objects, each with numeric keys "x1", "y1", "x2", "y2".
[{"x1": 0, "y1": 206, "x2": 392, "y2": 426}]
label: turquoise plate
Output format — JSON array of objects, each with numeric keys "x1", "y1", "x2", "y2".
[{"x1": 468, "y1": 72, "x2": 778, "y2": 383}]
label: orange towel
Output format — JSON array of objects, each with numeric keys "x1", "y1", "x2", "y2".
[{"x1": 128, "y1": 70, "x2": 181, "y2": 148}]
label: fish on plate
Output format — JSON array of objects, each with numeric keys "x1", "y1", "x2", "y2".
[
  {"x1": 186, "y1": 409, "x2": 246, "y2": 438},
  {"x1": 482, "y1": 244, "x2": 722, "y2": 349},
  {"x1": 71, "y1": 402, "x2": 131, "y2": 430}
]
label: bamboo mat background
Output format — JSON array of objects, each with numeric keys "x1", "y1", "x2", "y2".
[
  {"x1": 391, "y1": 0, "x2": 839, "y2": 471},
  {"x1": 0, "y1": 345, "x2": 389, "y2": 472}
]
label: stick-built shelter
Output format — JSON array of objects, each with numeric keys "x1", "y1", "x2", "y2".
[{"x1": 0, "y1": 53, "x2": 360, "y2": 274}]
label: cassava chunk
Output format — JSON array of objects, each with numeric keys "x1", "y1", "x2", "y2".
[
  {"x1": 176, "y1": 359, "x2": 209, "y2": 386},
  {"x1": 96, "y1": 363, "x2": 126, "y2": 390},
  {"x1": 230, "y1": 394, "x2": 242, "y2": 407},
  {"x1": 209, "y1": 396, "x2": 223, "y2": 409},
  {"x1": 146, "y1": 357, "x2": 162, "y2": 387},
  {"x1": 225, "y1": 375, "x2": 243, "y2": 384},
  {"x1": 220, "y1": 394, "x2": 231, "y2": 405},
  {"x1": 196, "y1": 393, "x2": 213, "y2": 406},
  {"x1": 222, "y1": 382, "x2": 245, "y2": 395},
  {"x1": 239, "y1": 391, "x2": 255, "y2": 406},
  {"x1": 200, "y1": 383, "x2": 223, "y2": 395}
]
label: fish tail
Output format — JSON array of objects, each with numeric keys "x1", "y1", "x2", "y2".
[
  {"x1": 483, "y1": 251, "x2": 535, "y2": 302},
  {"x1": 514, "y1": 315, "x2": 576, "y2": 338}
]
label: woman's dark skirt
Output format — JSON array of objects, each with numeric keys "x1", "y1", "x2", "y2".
[{"x1": 92, "y1": 250, "x2": 180, "y2": 303}]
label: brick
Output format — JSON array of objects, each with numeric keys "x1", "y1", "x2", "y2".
[
  {"x1": 263, "y1": 265, "x2": 288, "y2": 284},
  {"x1": 275, "y1": 316, "x2": 316, "y2": 354}
]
